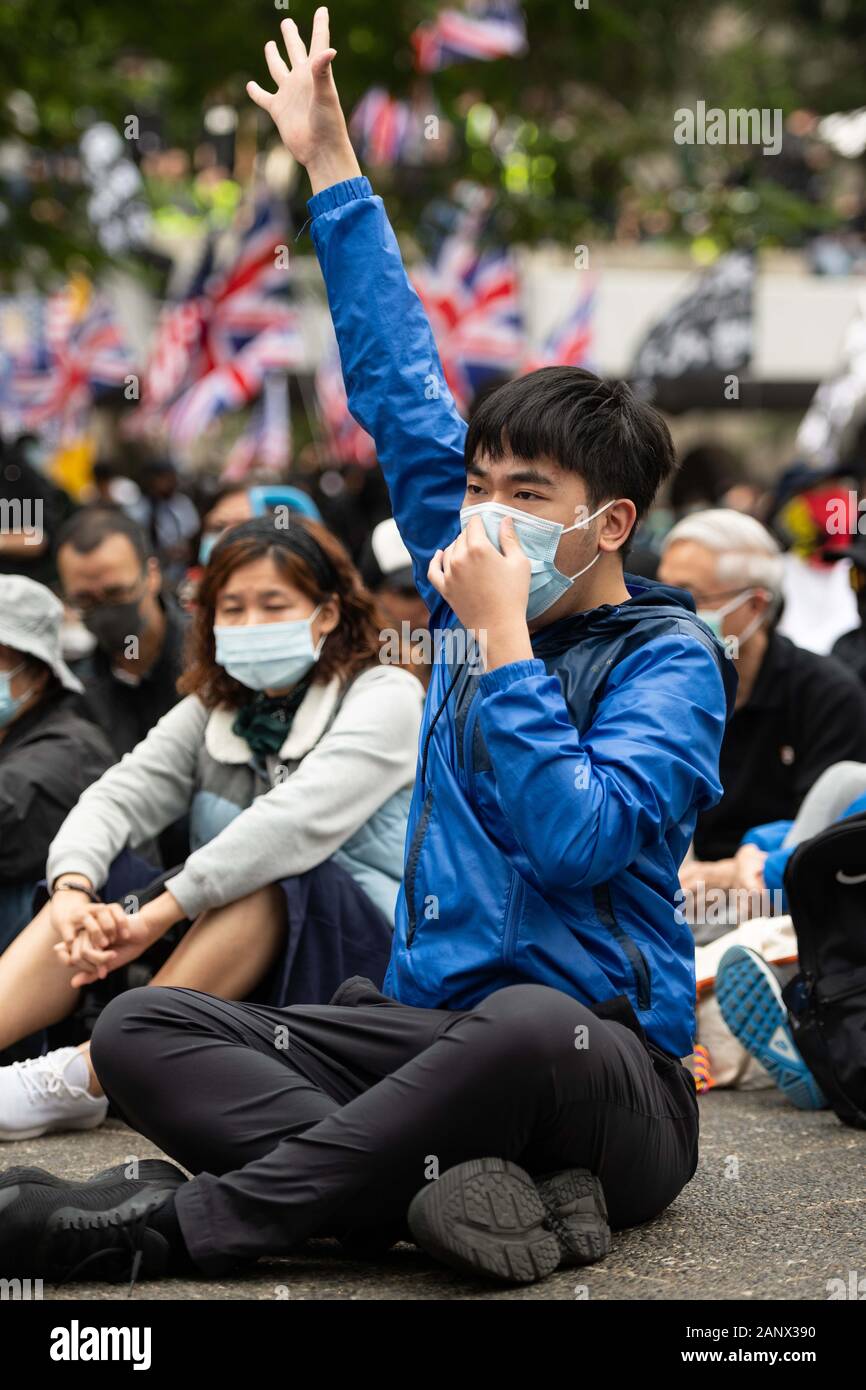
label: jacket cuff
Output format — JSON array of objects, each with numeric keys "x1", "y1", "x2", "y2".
[
  {"x1": 45, "y1": 852, "x2": 109, "y2": 895},
  {"x1": 307, "y1": 176, "x2": 374, "y2": 220},
  {"x1": 163, "y1": 866, "x2": 209, "y2": 921},
  {"x1": 762, "y1": 848, "x2": 789, "y2": 896},
  {"x1": 477, "y1": 658, "x2": 547, "y2": 697},
  {"x1": 740, "y1": 819, "x2": 792, "y2": 853}
]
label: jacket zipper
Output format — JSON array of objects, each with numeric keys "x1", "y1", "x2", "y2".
[
  {"x1": 405, "y1": 790, "x2": 434, "y2": 949},
  {"x1": 502, "y1": 872, "x2": 525, "y2": 965},
  {"x1": 592, "y1": 882, "x2": 652, "y2": 1011}
]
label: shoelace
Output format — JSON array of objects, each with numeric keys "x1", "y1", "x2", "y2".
[
  {"x1": 54, "y1": 1205, "x2": 153, "y2": 1298},
  {"x1": 12, "y1": 1055, "x2": 82, "y2": 1106}
]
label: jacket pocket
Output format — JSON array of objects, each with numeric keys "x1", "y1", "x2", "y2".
[
  {"x1": 405, "y1": 790, "x2": 435, "y2": 949},
  {"x1": 592, "y1": 882, "x2": 652, "y2": 1012}
]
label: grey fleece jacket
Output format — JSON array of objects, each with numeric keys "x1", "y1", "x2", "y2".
[{"x1": 47, "y1": 664, "x2": 424, "y2": 921}]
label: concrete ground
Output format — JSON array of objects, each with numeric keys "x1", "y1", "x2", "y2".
[{"x1": 4, "y1": 1088, "x2": 864, "y2": 1301}]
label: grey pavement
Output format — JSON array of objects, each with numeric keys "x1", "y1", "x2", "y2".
[{"x1": 3, "y1": 1088, "x2": 864, "y2": 1301}]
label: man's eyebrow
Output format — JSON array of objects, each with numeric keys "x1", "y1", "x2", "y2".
[
  {"x1": 466, "y1": 462, "x2": 556, "y2": 487},
  {"x1": 507, "y1": 466, "x2": 556, "y2": 486}
]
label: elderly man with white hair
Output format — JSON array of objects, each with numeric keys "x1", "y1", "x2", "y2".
[{"x1": 658, "y1": 509, "x2": 866, "y2": 910}]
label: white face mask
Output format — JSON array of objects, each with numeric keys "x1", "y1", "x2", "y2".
[
  {"x1": 696, "y1": 589, "x2": 763, "y2": 644},
  {"x1": 459, "y1": 499, "x2": 617, "y2": 620}
]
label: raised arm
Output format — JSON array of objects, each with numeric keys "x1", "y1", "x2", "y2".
[{"x1": 248, "y1": 9, "x2": 468, "y2": 610}]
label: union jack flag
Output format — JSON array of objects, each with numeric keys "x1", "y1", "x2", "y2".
[
  {"x1": 522, "y1": 281, "x2": 596, "y2": 374},
  {"x1": 411, "y1": 207, "x2": 524, "y2": 413},
  {"x1": 0, "y1": 280, "x2": 134, "y2": 440},
  {"x1": 137, "y1": 197, "x2": 302, "y2": 444},
  {"x1": 350, "y1": 88, "x2": 414, "y2": 168},
  {"x1": 314, "y1": 327, "x2": 376, "y2": 466},
  {"x1": 140, "y1": 241, "x2": 215, "y2": 416},
  {"x1": 223, "y1": 372, "x2": 293, "y2": 481},
  {"x1": 199, "y1": 200, "x2": 297, "y2": 372},
  {"x1": 166, "y1": 323, "x2": 303, "y2": 447},
  {"x1": 412, "y1": 1, "x2": 528, "y2": 72}
]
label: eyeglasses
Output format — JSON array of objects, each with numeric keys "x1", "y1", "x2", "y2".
[{"x1": 67, "y1": 577, "x2": 146, "y2": 615}]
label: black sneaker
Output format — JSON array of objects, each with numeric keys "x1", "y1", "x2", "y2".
[
  {"x1": 0, "y1": 1176, "x2": 182, "y2": 1284},
  {"x1": 534, "y1": 1166, "x2": 611, "y2": 1266},
  {"x1": 0, "y1": 1159, "x2": 185, "y2": 1190},
  {"x1": 407, "y1": 1156, "x2": 610, "y2": 1285}
]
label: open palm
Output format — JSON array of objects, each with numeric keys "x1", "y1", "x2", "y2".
[{"x1": 247, "y1": 8, "x2": 348, "y2": 168}]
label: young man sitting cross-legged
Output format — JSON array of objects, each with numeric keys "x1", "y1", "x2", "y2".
[{"x1": 0, "y1": 9, "x2": 735, "y2": 1288}]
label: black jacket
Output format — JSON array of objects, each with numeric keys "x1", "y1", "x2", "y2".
[
  {"x1": 831, "y1": 624, "x2": 866, "y2": 688},
  {"x1": 694, "y1": 632, "x2": 866, "y2": 861},
  {"x1": 0, "y1": 690, "x2": 115, "y2": 883},
  {"x1": 70, "y1": 596, "x2": 188, "y2": 760}
]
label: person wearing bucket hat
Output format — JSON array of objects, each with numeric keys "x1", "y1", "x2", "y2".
[{"x1": 0, "y1": 576, "x2": 114, "y2": 962}]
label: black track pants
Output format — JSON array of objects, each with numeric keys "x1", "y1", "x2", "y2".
[{"x1": 91, "y1": 978, "x2": 699, "y2": 1275}]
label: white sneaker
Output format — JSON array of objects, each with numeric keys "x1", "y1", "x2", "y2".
[{"x1": 0, "y1": 1047, "x2": 108, "y2": 1140}]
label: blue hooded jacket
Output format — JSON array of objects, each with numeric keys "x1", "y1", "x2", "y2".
[{"x1": 310, "y1": 177, "x2": 737, "y2": 1056}]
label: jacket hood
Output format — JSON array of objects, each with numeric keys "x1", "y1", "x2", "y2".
[{"x1": 531, "y1": 573, "x2": 738, "y2": 719}]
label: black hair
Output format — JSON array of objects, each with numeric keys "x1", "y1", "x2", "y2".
[
  {"x1": 54, "y1": 506, "x2": 151, "y2": 567},
  {"x1": 464, "y1": 366, "x2": 676, "y2": 526},
  {"x1": 671, "y1": 443, "x2": 743, "y2": 514},
  {"x1": 92, "y1": 462, "x2": 119, "y2": 482}
]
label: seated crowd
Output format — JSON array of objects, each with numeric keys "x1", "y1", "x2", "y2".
[{"x1": 0, "y1": 10, "x2": 863, "y2": 1289}]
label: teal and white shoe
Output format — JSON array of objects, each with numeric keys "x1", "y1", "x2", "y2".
[{"x1": 716, "y1": 945, "x2": 826, "y2": 1110}]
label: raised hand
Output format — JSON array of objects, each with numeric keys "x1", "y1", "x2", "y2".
[{"x1": 246, "y1": 7, "x2": 361, "y2": 192}]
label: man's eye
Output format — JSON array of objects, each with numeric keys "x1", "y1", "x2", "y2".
[
  {"x1": 514, "y1": 491, "x2": 542, "y2": 501},
  {"x1": 466, "y1": 484, "x2": 484, "y2": 495}
]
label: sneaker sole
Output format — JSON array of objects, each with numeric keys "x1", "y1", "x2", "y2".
[
  {"x1": 0, "y1": 1159, "x2": 185, "y2": 1190},
  {"x1": 0, "y1": 1109, "x2": 108, "y2": 1142},
  {"x1": 716, "y1": 946, "x2": 826, "y2": 1110},
  {"x1": 408, "y1": 1157, "x2": 564, "y2": 1285}
]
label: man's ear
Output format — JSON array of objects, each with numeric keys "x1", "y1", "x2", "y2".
[
  {"x1": 751, "y1": 588, "x2": 772, "y2": 617},
  {"x1": 600, "y1": 500, "x2": 638, "y2": 553}
]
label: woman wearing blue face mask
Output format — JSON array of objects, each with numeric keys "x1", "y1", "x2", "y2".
[{"x1": 0, "y1": 517, "x2": 423, "y2": 1141}]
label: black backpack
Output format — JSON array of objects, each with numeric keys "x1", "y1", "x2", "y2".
[{"x1": 783, "y1": 811, "x2": 866, "y2": 1128}]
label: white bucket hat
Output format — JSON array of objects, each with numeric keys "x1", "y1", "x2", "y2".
[{"x1": 0, "y1": 575, "x2": 83, "y2": 693}]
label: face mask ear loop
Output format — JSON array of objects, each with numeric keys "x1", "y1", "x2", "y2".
[
  {"x1": 560, "y1": 498, "x2": 618, "y2": 537},
  {"x1": 566, "y1": 550, "x2": 602, "y2": 583},
  {"x1": 732, "y1": 590, "x2": 768, "y2": 646},
  {"x1": 310, "y1": 599, "x2": 331, "y2": 660},
  {"x1": 0, "y1": 663, "x2": 33, "y2": 712},
  {"x1": 556, "y1": 500, "x2": 617, "y2": 581},
  {"x1": 711, "y1": 587, "x2": 759, "y2": 623}
]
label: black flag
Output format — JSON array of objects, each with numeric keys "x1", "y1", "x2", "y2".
[{"x1": 629, "y1": 250, "x2": 754, "y2": 403}]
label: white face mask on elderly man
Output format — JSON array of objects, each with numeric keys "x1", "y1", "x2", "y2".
[{"x1": 696, "y1": 589, "x2": 765, "y2": 644}]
